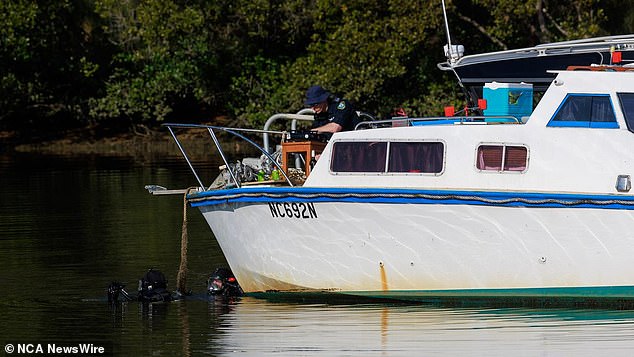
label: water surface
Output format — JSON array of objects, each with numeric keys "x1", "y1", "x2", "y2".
[{"x1": 2, "y1": 152, "x2": 634, "y2": 356}]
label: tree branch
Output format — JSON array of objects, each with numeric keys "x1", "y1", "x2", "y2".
[
  {"x1": 542, "y1": 5, "x2": 569, "y2": 38},
  {"x1": 535, "y1": 0, "x2": 551, "y2": 43},
  {"x1": 455, "y1": 13, "x2": 508, "y2": 50}
]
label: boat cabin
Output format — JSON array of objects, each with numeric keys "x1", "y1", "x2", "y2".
[
  {"x1": 304, "y1": 68, "x2": 634, "y2": 196},
  {"x1": 162, "y1": 35, "x2": 634, "y2": 196}
]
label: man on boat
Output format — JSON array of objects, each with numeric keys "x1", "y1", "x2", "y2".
[{"x1": 304, "y1": 85, "x2": 360, "y2": 135}]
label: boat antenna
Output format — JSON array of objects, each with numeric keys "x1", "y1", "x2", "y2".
[
  {"x1": 441, "y1": 0, "x2": 455, "y2": 62},
  {"x1": 440, "y1": 0, "x2": 475, "y2": 110},
  {"x1": 440, "y1": 0, "x2": 464, "y2": 65}
]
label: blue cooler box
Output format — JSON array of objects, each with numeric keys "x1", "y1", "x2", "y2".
[{"x1": 483, "y1": 82, "x2": 533, "y2": 120}]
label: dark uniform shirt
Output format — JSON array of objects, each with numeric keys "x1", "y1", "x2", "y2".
[{"x1": 311, "y1": 97, "x2": 360, "y2": 132}]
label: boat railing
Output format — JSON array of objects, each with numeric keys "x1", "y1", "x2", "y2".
[
  {"x1": 260, "y1": 110, "x2": 376, "y2": 153},
  {"x1": 163, "y1": 123, "x2": 294, "y2": 190},
  {"x1": 441, "y1": 34, "x2": 634, "y2": 70},
  {"x1": 355, "y1": 115, "x2": 522, "y2": 130},
  {"x1": 262, "y1": 109, "x2": 315, "y2": 153},
  {"x1": 165, "y1": 110, "x2": 376, "y2": 191}
]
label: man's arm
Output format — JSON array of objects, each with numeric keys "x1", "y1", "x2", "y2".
[{"x1": 312, "y1": 122, "x2": 342, "y2": 133}]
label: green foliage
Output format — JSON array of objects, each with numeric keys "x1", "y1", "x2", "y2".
[
  {"x1": 455, "y1": 0, "x2": 605, "y2": 49},
  {"x1": 229, "y1": 56, "x2": 287, "y2": 126},
  {"x1": 90, "y1": 0, "x2": 212, "y2": 122},
  {"x1": 0, "y1": 0, "x2": 105, "y2": 133},
  {"x1": 231, "y1": 0, "x2": 446, "y2": 124},
  {"x1": 0, "y1": 1, "x2": 38, "y2": 62},
  {"x1": 0, "y1": 0, "x2": 630, "y2": 136},
  {"x1": 0, "y1": 1, "x2": 62, "y2": 125}
]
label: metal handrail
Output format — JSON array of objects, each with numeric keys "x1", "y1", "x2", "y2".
[
  {"x1": 207, "y1": 127, "x2": 239, "y2": 188},
  {"x1": 262, "y1": 109, "x2": 315, "y2": 153},
  {"x1": 221, "y1": 127, "x2": 294, "y2": 187},
  {"x1": 262, "y1": 110, "x2": 377, "y2": 152},
  {"x1": 163, "y1": 123, "x2": 293, "y2": 189},
  {"x1": 167, "y1": 126, "x2": 205, "y2": 189}
]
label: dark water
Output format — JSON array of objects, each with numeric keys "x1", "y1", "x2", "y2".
[{"x1": 2, "y1": 152, "x2": 634, "y2": 356}]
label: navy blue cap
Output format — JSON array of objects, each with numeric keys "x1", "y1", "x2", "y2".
[{"x1": 304, "y1": 85, "x2": 330, "y2": 106}]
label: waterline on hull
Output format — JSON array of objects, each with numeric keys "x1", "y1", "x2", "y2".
[{"x1": 248, "y1": 286, "x2": 634, "y2": 309}]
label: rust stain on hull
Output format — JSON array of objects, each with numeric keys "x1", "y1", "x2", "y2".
[{"x1": 380, "y1": 262, "x2": 388, "y2": 291}]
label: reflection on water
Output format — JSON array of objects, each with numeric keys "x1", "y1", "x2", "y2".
[
  {"x1": 216, "y1": 300, "x2": 634, "y2": 356},
  {"x1": 2, "y1": 152, "x2": 634, "y2": 356}
]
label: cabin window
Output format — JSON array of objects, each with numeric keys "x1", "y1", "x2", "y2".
[
  {"x1": 477, "y1": 145, "x2": 528, "y2": 172},
  {"x1": 331, "y1": 141, "x2": 387, "y2": 172},
  {"x1": 618, "y1": 93, "x2": 634, "y2": 133},
  {"x1": 388, "y1": 142, "x2": 444, "y2": 173},
  {"x1": 548, "y1": 94, "x2": 618, "y2": 128},
  {"x1": 331, "y1": 141, "x2": 445, "y2": 174}
]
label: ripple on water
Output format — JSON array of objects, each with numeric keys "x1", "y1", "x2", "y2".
[{"x1": 3, "y1": 153, "x2": 634, "y2": 356}]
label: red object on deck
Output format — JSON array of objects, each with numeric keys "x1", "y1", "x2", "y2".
[
  {"x1": 613, "y1": 51, "x2": 623, "y2": 64},
  {"x1": 478, "y1": 99, "x2": 488, "y2": 110},
  {"x1": 444, "y1": 106, "x2": 455, "y2": 117}
]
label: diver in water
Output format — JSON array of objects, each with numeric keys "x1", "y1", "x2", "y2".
[
  {"x1": 107, "y1": 281, "x2": 134, "y2": 303},
  {"x1": 107, "y1": 268, "x2": 173, "y2": 303},
  {"x1": 137, "y1": 268, "x2": 173, "y2": 302},
  {"x1": 108, "y1": 267, "x2": 243, "y2": 303},
  {"x1": 207, "y1": 267, "x2": 243, "y2": 298}
]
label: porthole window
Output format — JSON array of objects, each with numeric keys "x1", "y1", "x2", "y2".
[{"x1": 477, "y1": 145, "x2": 528, "y2": 172}]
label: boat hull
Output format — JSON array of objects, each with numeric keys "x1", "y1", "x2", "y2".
[{"x1": 191, "y1": 187, "x2": 634, "y2": 301}]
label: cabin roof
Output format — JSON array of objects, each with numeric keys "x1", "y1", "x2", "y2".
[{"x1": 438, "y1": 34, "x2": 634, "y2": 86}]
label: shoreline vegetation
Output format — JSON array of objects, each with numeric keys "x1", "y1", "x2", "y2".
[
  {"x1": 2, "y1": 1, "x2": 631, "y2": 149},
  {"x1": 0, "y1": 117, "x2": 269, "y2": 160},
  {"x1": 12, "y1": 131, "x2": 177, "y2": 156},
  {"x1": 1, "y1": 124, "x2": 195, "y2": 157}
]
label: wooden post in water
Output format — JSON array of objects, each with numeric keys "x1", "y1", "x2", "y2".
[{"x1": 176, "y1": 188, "x2": 192, "y2": 294}]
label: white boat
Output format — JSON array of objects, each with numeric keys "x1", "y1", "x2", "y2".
[{"x1": 162, "y1": 34, "x2": 634, "y2": 305}]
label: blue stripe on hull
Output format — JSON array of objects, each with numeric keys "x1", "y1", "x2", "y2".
[{"x1": 189, "y1": 187, "x2": 634, "y2": 210}]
